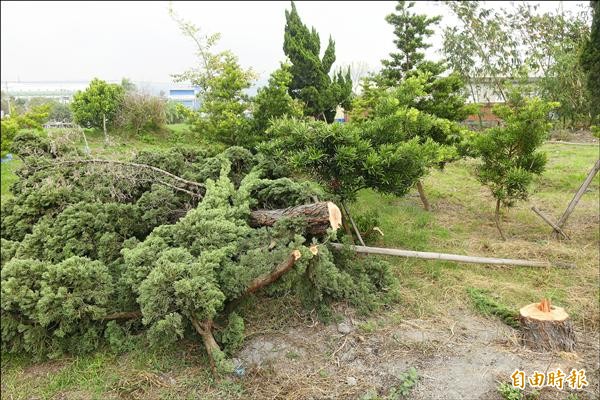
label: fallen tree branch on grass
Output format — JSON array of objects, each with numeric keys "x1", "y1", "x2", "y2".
[{"x1": 330, "y1": 243, "x2": 573, "y2": 268}]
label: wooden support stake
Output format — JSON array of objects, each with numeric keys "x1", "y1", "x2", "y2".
[
  {"x1": 556, "y1": 159, "x2": 600, "y2": 230},
  {"x1": 341, "y1": 202, "x2": 366, "y2": 247},
  {"x1": 330, "y1": 243, "x2": 572, "y2": 269},
  {"x1": 531, "y1": 206, "x2": 570, "y2": 240}
]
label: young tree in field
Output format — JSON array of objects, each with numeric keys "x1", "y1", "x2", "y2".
[
  {"x1": 474, "y1": 94, "x2": 558, "y2": 240},
  {"x1": 170, "y1": 7, "x2": 257, "y2": 147},
  {"x1": 381, "y1": 0, "x2": 441, "y2": 85},
  {"x1": 252, "y1": 63, "x2": 304, "y2": 136},
  {"x1": 283, "y1": 1, "x2": 352, "y2": 122},
  {"x1": 71, "y1": 78, "x2": 125, "y2": 146},
  {"x1": 581, "y1": 0, "x2": 600, "y2": 123}
]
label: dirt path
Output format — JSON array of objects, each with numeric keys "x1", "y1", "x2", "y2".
[{"x1": 235, "y1": 307, "x2": 600, "y2": 399}]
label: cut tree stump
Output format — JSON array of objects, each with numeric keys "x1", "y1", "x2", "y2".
[
  {"x1": 249, "y1": 201, "x2": 342, "y2": 235},
  {"x1": 519, "y1": 299, "x2": 575, "y2": 352}
]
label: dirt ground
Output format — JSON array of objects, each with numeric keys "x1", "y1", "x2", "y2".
[{"x1": 234, "y1": 306, "x2": 600, "y2": 400}]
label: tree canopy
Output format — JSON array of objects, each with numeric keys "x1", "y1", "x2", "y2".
[
  {"x1": 381, "y1": 1, "x2": 442, "y2": 85},
  {"x1": 283, "y1": 1, "x2": 352, "y2": 122}
]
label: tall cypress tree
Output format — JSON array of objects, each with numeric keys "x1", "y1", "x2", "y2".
[
  {"x1": 381, "y1": 1, "x2": 442, "y2": 84},
  {"x1": 581, "y1": 0, "x2": 599, "y2": 123},
  {"x1": 283, "y1": 1, "x2": 352, "y2": 122}
]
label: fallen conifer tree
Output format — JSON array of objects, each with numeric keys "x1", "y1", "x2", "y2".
[{"x1": 1, "y1": 135, "x2": 396, "y2": 371}]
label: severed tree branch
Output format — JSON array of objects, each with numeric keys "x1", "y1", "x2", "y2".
[
  {"x1": 245, "y1": 250, "x2": 303, "y2": 294},
  {"x1": 53, "y1": 158, "x2": 205, "y2": 191}
]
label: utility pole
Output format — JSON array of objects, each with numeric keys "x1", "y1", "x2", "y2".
[{"x1": 4, "y1": 81, "x2": 11, "y2": 116}]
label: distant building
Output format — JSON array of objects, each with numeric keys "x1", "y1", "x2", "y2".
[
  {"x1": 168, "y1": 86, "x2": 200, "y2": 110},
  {"x1": 463, "y1": 76, "x2": 540, "y2": 129}
]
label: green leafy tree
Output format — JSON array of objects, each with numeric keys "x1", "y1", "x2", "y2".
[
  {"x1": 380, "y1": 1, "x2": 473, "y2": 124},
  {"x1": 120, "y1": 77, "x2": 137, "y2": 93},
  {"x1": 381, "y1": 1, "x2": 441, "y2": 84},
  {"x1": 349, "y1": 71, "x2": 472, "y2": 210},
  {"x1": 70, "y1": 78, "x2": 125, "y2": 145},
  {"x1": 506, "y1": 3, "x2": 591, "y2": 127},
  {"x1": 443, "y1": 1, "x2": 523, "y2": 103},
  {"x1": 474, "y1": 94, "x2": 558, "y2": 239},
  {"x1": 170, "y1": 7, "x2": 256, "y2": 147},
  {"x1": 581, "y1": 0, "x2": 600, "y2": 123},
  {"x1": 252, "y1": 63, "x2": 304, "y2": 136},
  {"x1": 0, "y1": 105, "x2": 50, "y2": 157},
  {"x1": 283, "y1": 1, "x2": 352, "y2": 122}
]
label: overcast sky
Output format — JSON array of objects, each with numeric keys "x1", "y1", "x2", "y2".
[{"x1": 0, "y1": 1, "x2": 588, "y2": 86}]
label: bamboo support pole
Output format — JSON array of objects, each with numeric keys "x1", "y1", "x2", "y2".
[
  {"x1": 556, "y1": 159, "x2": 600, "y2": 230},
  {"x1": 531, "y1": 206, "x2": 570, "y2": 240},
  {"x1": 330, "y1": 243, "x2": 572, "y2": 269}
]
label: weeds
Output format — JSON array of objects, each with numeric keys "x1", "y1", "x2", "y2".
[{"x1": 467, "y1": 287, "x2": 520, "y2": 328}]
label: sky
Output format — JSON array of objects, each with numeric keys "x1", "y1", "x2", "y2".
[{"x1": 0, "y1": 1, "x2": 589, "y2": 87}]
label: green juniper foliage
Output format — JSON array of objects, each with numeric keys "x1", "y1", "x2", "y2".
[{"x1": 1, "y1": 137, "x2": 395, "y2": 371}]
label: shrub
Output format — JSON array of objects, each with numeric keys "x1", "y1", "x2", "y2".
[
  {"x1": 71, "y1": 78, "x2": 124, "y2": 130},
  {"x1": 474, "y1": 93, "x2": 558, "y2": 239},
  {"x1": 115, "y1": 92, "x2": 167, "y2": 135},
  {"x1": 0, "y1": 105, "x2": 49, "y2": 157}
]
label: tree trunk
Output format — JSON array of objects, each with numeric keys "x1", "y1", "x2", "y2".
[
  {"x1": 249, "y1": 201, "x2": 342, "y2": 235},
  {"x1": 102, "y1": 113, "x2": 109, "y2": 147},
  {"x1": 416, "y1": 180, "x2": 430, "y2": 211},
  {"x1": 342, "y1": 202, "x2": 365, "y2": 246},
  {"x1": 190, "y1": 317, "x2": 221, "y2": 374},
  {"x1": 494, "y1": 199, "x2": 506, "y2": 240},
  {"x1": 519, "y1": 300, "x2": 576, "y2": 352}
]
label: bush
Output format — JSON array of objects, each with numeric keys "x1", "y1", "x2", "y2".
[
  {"x1": 71, "y1": 78, "x2": 124, "y2": 130},
  {"x1": 474, "y1": 93, "x2": 558, "y2": 239},
  {"x1": 115, "y1": 92, "x2": 167, "y2": 135},
  {"x1": 0, "y1": 105, "x2": 50, "y2": 157}
]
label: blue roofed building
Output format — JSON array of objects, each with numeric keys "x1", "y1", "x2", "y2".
[{"x1": 168, "y1": 85, "x2": 200, "y2": 110}]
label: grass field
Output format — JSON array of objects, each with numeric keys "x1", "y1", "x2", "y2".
[{"x1": 1, "y1": 127, "x2": 598, "y2": 399}]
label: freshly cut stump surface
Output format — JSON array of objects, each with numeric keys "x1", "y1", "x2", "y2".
[{"x1": 519, "y1": 300, "x2": 575, "y2": 352}]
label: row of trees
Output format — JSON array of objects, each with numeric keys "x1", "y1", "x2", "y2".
[{"x1": 443, "y1": 0, "x2": 597, "y2": 127}]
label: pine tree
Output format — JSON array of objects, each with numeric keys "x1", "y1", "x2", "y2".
[
  {"x1": 381, "y1": 1, "x2": 441, "y2": 84},
  {"x1": 580, "y1": 0, "x2": 600, "y2": 123},
  {"x1": 283, "y1": 1, "x2": 352, "y2": 122}
]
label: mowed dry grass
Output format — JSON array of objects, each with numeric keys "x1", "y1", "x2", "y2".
[{"x1": 1, "y1": 142, "x2": 598, "y2": 400}]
